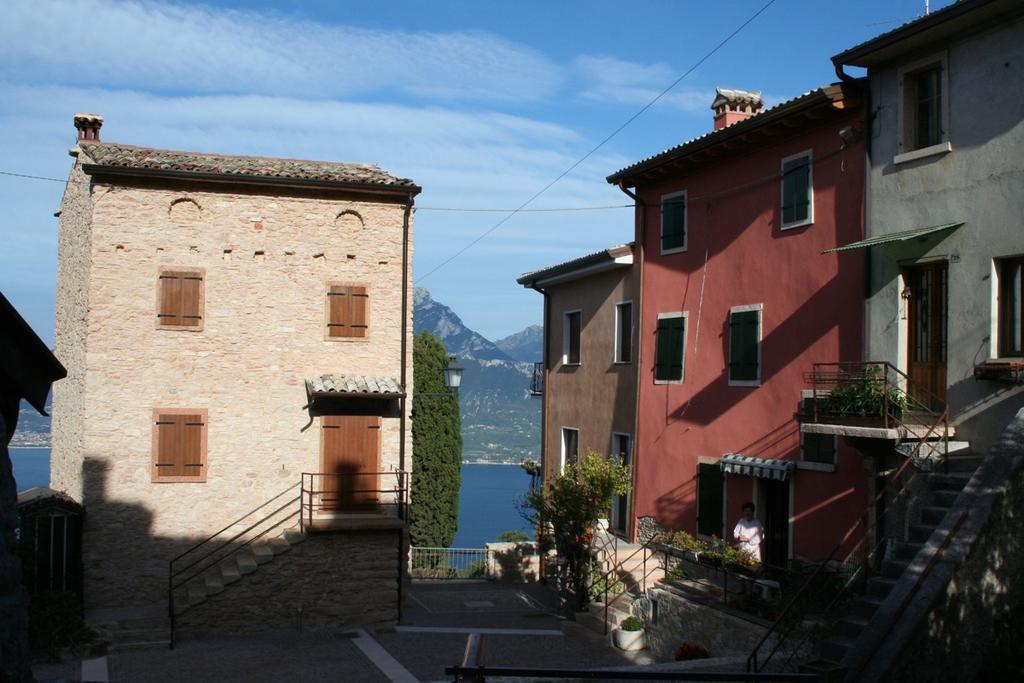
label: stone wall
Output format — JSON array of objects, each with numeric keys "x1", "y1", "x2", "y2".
[
  {"x1": 485, "y1": 541, "x2": 541, "y2": 582},
  {"x1": 52, "y1": 151, "x2": 415, "y2": 609},
  {"x1": 177, "y1": 530, "x2": 403, "y2": 636},
  {"x1": 638, "y1": 586, "x2": 769, "y2": 662}
]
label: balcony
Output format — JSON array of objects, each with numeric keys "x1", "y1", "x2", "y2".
[{"x1": 300, "y1": 471, "x2": 408, "y2": 532}]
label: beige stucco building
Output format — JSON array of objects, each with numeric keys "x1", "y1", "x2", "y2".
[
  {"x1": 518, "y1": 244, "x2": 639, "y2": 537},
  {"x1": 51, "y1": 114, "x2": 419, "y2": 639}
]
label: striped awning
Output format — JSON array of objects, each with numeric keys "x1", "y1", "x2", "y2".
[
  {"x1": 822, "y1": 221, "x2": 963, "y2": 254},
  {"x1": 719, "y1": 454, "x2": 795, "y2": 481}
]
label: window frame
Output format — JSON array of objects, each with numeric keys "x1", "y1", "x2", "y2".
[
  {"x1": 155, "y1": 266, "x2": 205, "y2": 332},
  {"x1": 728, "y1": 304, "x2": 763, "y2": 387},
  {"x1": 779, "y1": 150, "x2": 814, "y2": 230},
  {"x1": 562, "y1": 309, "x2": 582, "y2": 366},
  {"x1": 998, "y1": 255, "x2": 1024, "y2": 358},
  {"x1": 654, "y1": 311, "x2": 687, "y2": 384},
  {"x1": 660, "y1": 190, "x2": 688, "y2": 255},
  {"x1": 151, "y1": 407, "x2": 208, "y2": 483},
  {"x1": 560, "y1": 426, "x2": 580, "y2": 473},
  {"x1": 324, "y1": 281, "x2": 371, "y2": 341},
  {"x1": 614, "y1": 301, "x2": 633, "y2": 364},
  {"x1": 800, "y1": 431, "x2": 838, "y2": 470},
  {"x1": 895, "y1": 53, "x2": 951, "y2": 163}
]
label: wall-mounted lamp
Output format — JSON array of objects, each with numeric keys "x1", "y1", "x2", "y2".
[{"x1": 443, "y1": 355, "x2": 464, "y2": 390}]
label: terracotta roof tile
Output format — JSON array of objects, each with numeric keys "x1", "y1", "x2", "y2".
[{"x1": 307, "y1": 374, "x2": 405, "y2": 396}]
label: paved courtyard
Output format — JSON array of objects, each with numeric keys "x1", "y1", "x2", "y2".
[{"x1": 33, "y1": 581, "x2": 643, "y2": 683}]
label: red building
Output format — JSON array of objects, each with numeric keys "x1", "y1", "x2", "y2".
[{"x1": 607, "y1": 85, "x2": 867, "y2": 564}]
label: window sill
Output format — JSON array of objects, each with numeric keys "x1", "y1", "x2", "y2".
[
  {"x1": 561, "y1": 362, "x2": 581, "y2": 368},
  {"x1": 796, "y1": 461, "x2": 835, "y2": 473},
  {"x1": 613, "y1": 360, "x2": 633, "y2": 366},
  {"x1": 660, "y1": 245, "x2": 688, "y2": 256},
  {"x1": 894, "y1": 141, "x2": 952, "y2": 166},
  {"x1": 780, "y1": 218, "x2": 813, "y2": 231},
  {"x1": 728, "y1": 380, "x2": 761, "y2": 388},
  {"x1": 653, "y1": 378, "x2": 683, "y2": 385}
]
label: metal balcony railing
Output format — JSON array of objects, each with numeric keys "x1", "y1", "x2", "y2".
[{"x1": 529, "y1": 361, "x2": 544, "y2": 397}]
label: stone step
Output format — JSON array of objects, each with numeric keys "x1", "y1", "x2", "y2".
[
  {"x1": 944, "y1": 455, "x2": 984, "y2": 473},
  {"x1": 283, "y1": 525, "x2": 306, "y2": 545},
  {"x1": 893, "y1": 541, "x2": 924, "y2": 562},
  {"x1": 187, "y1": 584, "x2": 206, "y2": 607},
  {"x1": 269, "y1": 536, "x2": 292, "y2": 555},
  {"x1": 221, "y1": 561, "x2": 242, "y2": 585},
  {"x1": 847, "y1": 595, "x2": 885, "y2": 619},
  {"x1": 237, "y1": 553, "x2": 259, "y2": 575},
  {"x1": 865, "y1": 575, "x2": 898, "y2": 600},
  {"x1": 926, "y1": 472, "x2": 972, "y2": 491},
  {"x1": 252, "y1": 542, "x2": 276, "y2": 564},
  {"x1": 104, "y1": 626, "x2": 172, "y2": 651},
  {"x1": 931, "y1": 489, "x2": 961, "y2": 508},
  {"x1": 909, "y1": 523, "x2": 936, "y2": 543},
  {"x1": 203, "y1": 574, "x2": 224, "y2": 596},
  {"x1": 920, "y1": 506, "x2": 950, "y2": 526},
  {"x1": 818, "y1": 636, "x2": 856, "y2": 664}
]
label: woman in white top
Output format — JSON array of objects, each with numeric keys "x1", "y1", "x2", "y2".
[{"x1": 732, "y1": 501, "x2": 764, "y2": 562}]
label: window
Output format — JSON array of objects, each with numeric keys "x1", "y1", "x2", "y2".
[
  {"x1": 563, "y1": 310, "x2": 581, "y2": 365},
  {"x1": 152, "y1": 408, "x2": 208, "y2": 482},
  {"x1": 1000, "y1": 257, "x2": 1024, "y2": 357},
  {"x1": 729, "y1": 305, "x2": 762, "y2": 386},
  {"x1": 326, "y1": 283, "x2": 369, "y2": 339},
  {"x1": 614, "y1": 302, "x2": 633, "y2": 363},
  {"x1": 561, "y1": 427, "x2": 579, "y2": 471},
  {"x1": 780, "y1": 151, "x2": 813, "y2": 229},
  {"x1": 696, "y1": 462, "x2": 723, "y2": 538},
  {"x1": 660, "y1": 191, "x2": 687, "y2": 254},
  {"x1": 801, "y1": 432, "x2": 836, "y2": 466},
  {"x1": 897, "y1": 55, "x2": 949, "y2": 159},
  {"x1": 654, "y1": 313, "x2": 686, "y2": 383},
  {"x1": 156, "y1": 268, "x2": 204, "y2": 330}
]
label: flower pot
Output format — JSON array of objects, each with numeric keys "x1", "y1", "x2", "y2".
[{"x1": 613, "y1": 627, "x2": 646, "y2": 651}]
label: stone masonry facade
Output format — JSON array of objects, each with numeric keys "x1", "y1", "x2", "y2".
[{"x1": 52, "y1": 132, "x2": 417, "y2": 611}]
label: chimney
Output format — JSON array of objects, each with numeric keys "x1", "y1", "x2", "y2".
[
  {"x1": 711, "y1": 89, "x2": 763, "y2": 131},
  {"x1": 74, "y1": 113, "x2": 104, "y2": 142}
]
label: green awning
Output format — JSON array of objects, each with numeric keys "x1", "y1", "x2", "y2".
[
  {"x1": 719, "y1": 454, "x2": 795, "y2": 481},
  {"x1": 822, "y1": 221, "x2": 963, "y2": 254}
]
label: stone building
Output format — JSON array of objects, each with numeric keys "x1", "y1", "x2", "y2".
[{"x1": 51, "y1": 113, "x2": 420, "y2": 641}]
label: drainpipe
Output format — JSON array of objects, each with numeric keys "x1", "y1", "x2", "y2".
[
  {"x1": 617, "y1": 181, "x2": 645, "y2": 543},
  {"x1": 400, "y1": 197, "x2": 413, "y2": 477}
]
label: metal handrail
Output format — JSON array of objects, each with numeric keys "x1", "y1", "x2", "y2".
[
  {"x1": 300, "y1": 471, "x2": 409, "y2": 531},
  {"x1": 585, "y1": 533, "x2": 665, "y2": 634}
]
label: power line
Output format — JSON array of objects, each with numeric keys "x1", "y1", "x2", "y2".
[{"x1": 413, "y1": 0, "x2": 780, "y2": 284}]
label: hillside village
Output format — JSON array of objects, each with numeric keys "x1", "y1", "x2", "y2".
[{"x1": 2, "y1": 1, "x2": 1024, "y2": 682}]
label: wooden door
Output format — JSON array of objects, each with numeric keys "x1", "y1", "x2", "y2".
[
  {"x1": 906, "y1": 263, "x2": 948, "y2": 411},
  {"x1": 320, "y1": 415, "x2": 381, "y2": 511}
]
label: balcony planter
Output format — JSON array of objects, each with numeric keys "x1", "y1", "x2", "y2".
[{"x1": 613, "y1": 616, "x2": 646, "y2": 651}]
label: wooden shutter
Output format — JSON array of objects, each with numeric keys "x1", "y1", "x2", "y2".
[
  {"x1": 782, "y1": 156, "x2": 810, "y2": 225},
  {"x1": 566, "y1": 312, "x2": 581, "y2": 364},
  {"x1": 696, "y1": 463, "x2": 724, "y2": 537},
  {"x1": 654, "y1": 317, "x2": 684, "y2": 381},
  {"x1": 802, "y1": 433, "x2": 836, "y2": 465},
  {"x1": 661, "y1": 196, "x2": 686, "y2": 251},
  {"x1": 729, "y1": 310, "x2": 760, "y2": 382},
  {"x1": 153, "y1": 410, "x2": 207, "y2": 482},
  {"x1": 327, "y1": 285, "x2": 369, "y2": 338},
  {"x1": 157, "y1": 269, "x2": 204, "y2": 329}
]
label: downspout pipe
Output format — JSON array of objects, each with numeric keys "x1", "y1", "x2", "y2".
[
  {"x1": 617, "y1": 181, "x2": 645, "y2": 543},
  {"x1": 398, "y1": 194, "x2": 413, "y2": 622}
]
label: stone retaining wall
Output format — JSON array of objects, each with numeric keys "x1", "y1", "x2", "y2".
[{"x1": 177, "y1": 530, "x2": 403, "y2": 637}]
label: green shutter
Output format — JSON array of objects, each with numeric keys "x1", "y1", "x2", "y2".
[
  {"x1": 729, "y1": 310, "x2": 760, "y2": 382},
  {"x1": 697, "y1": 463, "x2": 724, "y2": 537},
  {"x1": 655, "y1": 317, "x2": 684, "y2": 382},
  {"x1": 661, "y1": 196, "x2": 686, "y2": 251},
  {"x1": 782, "y1": 156, "x2": 810, "y2": 225}
]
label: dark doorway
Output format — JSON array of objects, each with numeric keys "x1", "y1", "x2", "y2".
[
  {"x1": 905, "y1": 262, "x2": 948, "y2": 410},
  {"x1": 759, "y1": 479, "x2": 790, "y2": 568}
]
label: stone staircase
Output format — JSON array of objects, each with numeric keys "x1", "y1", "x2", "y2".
[
  {"x1": 176, "y1": 521, "x2": 306, "y2": 614},
  {"x1": 809, "y1": 448, "x2": 982, "y2": 669},
  {"x1": 579, "y1": 531, "x2": 665, "y2": 637}
]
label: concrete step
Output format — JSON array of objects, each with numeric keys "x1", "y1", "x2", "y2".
[
  {"x1": 881, "y1": 558, "x2": 911, "y2": 579},
  {"x1": 252, "y1": 542, "x2": 275, "y2": 564},
  {"x1": 865, "y1": 575, "x2": 898, "y2": 600},
  {"x1": 283, "y1": 525, "x2": 306, "y2": 545},
  {"x1": 893, "y1": 541, "x2": 924, "y2": 562},
  {"x1": 847, "y1": 594, "x2": 885, "y2": 619},
  {"x1": 221, "y1": 561, "x2": 242, "y2": 585},
  {"x1": 926, "y1": 472, "x2": 972, "y2": 491},
  {"x1": 269, "y1": 536, "x2": 292, "y2": 555},
  {"x1": 931, "y1": 489, "x2": 961, "y2": 507},
  {"x1": 203, "y1": 574, "x2": 224, "y2": 596},
  {"x1": 909, "y1": 523, "x2": 936, "y2": 543},
  {"x1": 920, "y1": 506, "x2": 951, "y2": 526},
  {"x1": 836, "y1": 614, "x2": 870, "y2": 640},
  {"x1": 237, "y1": 552, "x2": 259, "y2": 575},
  {"x1": 944, "y1": 454, "x2": 984, "y2": 473},
  {"x1": 818, "y1": 636, "x2": 856, "y2": 664},
  {"x1": 187, "y1": 584, "x2": 206, "y2": 607}
]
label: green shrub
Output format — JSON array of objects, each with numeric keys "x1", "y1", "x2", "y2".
[
  {"x1": 497, "y1": 530, "x2": 529, "y2": 543},
  {"x1": 619, "y1": 616, "x2": 643, "y2": 631}
]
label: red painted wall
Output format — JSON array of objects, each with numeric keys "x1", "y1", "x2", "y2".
[{"x1": 632, "y1": 111, "x2": 867, "y2": 561}]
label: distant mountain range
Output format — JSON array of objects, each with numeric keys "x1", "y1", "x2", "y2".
[
  {"x1": 413, "y1": 288, "x2": 541, "y2": 463},
  {"x1": 12, "y1": 290, "x2": 543, "y2": 463}
]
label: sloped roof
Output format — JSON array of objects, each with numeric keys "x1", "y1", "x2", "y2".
[
  {"x1": 78, "y1": 142, "x2": 419, "y2": 194},
  {"x1": 306, "y1": 374, "x2": 405, "y2": 398},
  {"x1": 517, "y1": 243, "x2": 634, "y2": 288},
  {"x1": 607, "y1": 84, "x2": 860, "y2": 186}
]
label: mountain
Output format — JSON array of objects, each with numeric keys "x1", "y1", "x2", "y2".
[
  {"x1": 413, "y1": 288, "x2": 540, "y2": 463},
  {"x1": 495, "y1": 325, "x2": 543, "y2": 363}
]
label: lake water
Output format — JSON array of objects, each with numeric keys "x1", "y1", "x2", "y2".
[{"x1": 9, "y1": 449, "x2": 532, "y2": 548}]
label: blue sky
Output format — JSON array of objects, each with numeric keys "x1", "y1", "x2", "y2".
[{"x1": 0, "y1": 0, "x2": 951, "y2": 344}]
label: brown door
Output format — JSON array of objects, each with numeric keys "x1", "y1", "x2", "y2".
[
  {"x1": 320, "y1": 415, "x2": 381, "y2": 511},
  {"x1": 906, "y1": 262, "x2": 948, "y2": 411}
]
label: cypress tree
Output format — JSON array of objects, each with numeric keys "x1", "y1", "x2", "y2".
[{"x1": 410, "y1": 332, "x2": 463, "y2": 547}]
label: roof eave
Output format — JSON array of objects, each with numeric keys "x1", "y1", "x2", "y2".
[
  {"x1": 80, "y1": 163, "x2": 422, "y2": 198},
  {"x1": 517, "y1": 249, "x2": 633, "y2": 289}
]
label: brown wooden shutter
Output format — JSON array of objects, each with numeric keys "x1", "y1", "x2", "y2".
[
  {"x1": 154, "y1": 411, "x2": 206, "y2": 481},
  {"x1": 158, "y1": 272, "x2": 183, "y2": 325},
  {"x1": 158, "y1": 270, "x2": 203, "y2": 329},
  {"x1": 327, "y1": 285, "x2": 369, "y2": 338},
  {"x1": 180, "y1": 274, "x2": 204, "y2": 327}
]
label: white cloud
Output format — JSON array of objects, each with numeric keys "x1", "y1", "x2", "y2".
[
  {"x1": 1, "y1": 0, "x2": 562, "y2": 103},
  {"x1": 573, "y1": 54, "x2": 712, "y2": 113}
]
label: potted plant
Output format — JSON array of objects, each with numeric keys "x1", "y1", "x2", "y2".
[{"x1": 613, "y1": 616, "x2": 646, "y2": 651}]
